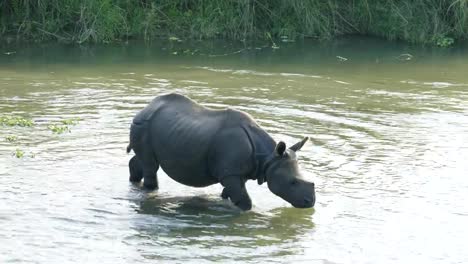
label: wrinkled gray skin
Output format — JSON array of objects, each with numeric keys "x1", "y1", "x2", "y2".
[{"x1": 127, "y1": 93, "x2": 315, "y2": 210}]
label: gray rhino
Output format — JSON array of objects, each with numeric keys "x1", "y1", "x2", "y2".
[{"x1": 127, "y1": 93, "x2": 315, "y2": 210}]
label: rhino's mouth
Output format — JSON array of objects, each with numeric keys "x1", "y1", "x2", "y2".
[
  {"x1": 300, "y1": 197, "x2": 315, "y2": 208},
  {"x1": 292, "y1": 196, "x2": 315, "y2": 208}
]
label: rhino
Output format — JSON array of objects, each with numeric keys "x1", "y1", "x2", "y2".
[{"x1": 127, "y1": 93, "x2": 315, "y2": 210}]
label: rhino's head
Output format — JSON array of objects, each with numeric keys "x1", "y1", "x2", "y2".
[{"x1": 261, "y1": 137, "x2": 315, "y2": 208}]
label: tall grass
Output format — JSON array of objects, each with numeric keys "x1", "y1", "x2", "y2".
[{"x1": 1, "y1": 0, "x2": 467, "y2": 44}]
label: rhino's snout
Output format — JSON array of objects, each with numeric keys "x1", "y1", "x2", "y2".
[
  {"x1": 303, "y1": 197, "x2": 314, "y2": 208},
  {"x1": 293, "y1": 181, "x2": 315, "y2": 208},
  {"x1": 267, "y1": 172, "x2": 316, "y2": 208},
  {"x1": 295, "y1": 193, "x2": 315, "y2": 208}
]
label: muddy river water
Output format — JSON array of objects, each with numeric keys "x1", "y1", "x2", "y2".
[{"x1": 1, "y1": 37, "x2": 468, "y2": 263}]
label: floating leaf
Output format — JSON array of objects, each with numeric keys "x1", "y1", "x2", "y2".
[
  {"x1": 5, "y1": 135, "x2": 18, "y2": 142},
  {"x1": 48, "y1": 124, "x2": 70, "y2": 134},
  {"x1": 13, "y1": 149, "x2": 24, "y2": 158},
  {"x1": 60, "y1": 118, "x2": 81, "y2": 125},
  {"x1": 0, "y1": 116, "x2": 34, "y2": 127}
]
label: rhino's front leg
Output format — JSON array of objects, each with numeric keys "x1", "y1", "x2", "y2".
[
  {"x1": 221, "y1": 188, "x2": 229, "y2": 199},
  {"x1": 221, "y1": 176, "x2": 252, "y2": 210}
]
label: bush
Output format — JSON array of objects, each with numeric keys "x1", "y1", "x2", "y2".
[{"x1": 1, "y1": 0, "x2": 467, "y2": 45}]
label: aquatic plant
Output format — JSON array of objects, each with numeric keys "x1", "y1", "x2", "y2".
[
  {"x1": 48, "y1": 124, "x2": 70, "y2": 134},
  {"x1": 13, "y1": 148, "x2": 24, "y2": 158},
  {"x1": 60, "y1": 118, "x2": 81, "y2": 126},
  {"x1": 0, "y1": 116, "x2": 34, "y2": 127},
  {"x1": 48, "y1": 118, "x2": 80, "y2": 134},
  {"x1": 0, "y1": 0, "x2": 467, "y2": 45},
  {"x1": 11, "y1": 148, "x2": 35, "y2": 158},
  {"x1": 5, "y1": 135, "x2": 18, "y2": 142}
]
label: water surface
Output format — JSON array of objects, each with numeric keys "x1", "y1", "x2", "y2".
[{"x1": 1, "y1": 37, "x2": 468, "y2": 263}]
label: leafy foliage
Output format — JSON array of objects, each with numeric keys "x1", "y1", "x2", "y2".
[
  {"x1": 13, "y1": 148, "x2": 24, "y2": 158},
  {"x1": 0, "y1": 0, "x2": 467, "y2": 44},
  {"x1": 5, "y1": 135, "x2": 18, "y2": 142},
  {"x1": 48, "y1": 124, "x2": 70, "y2": 134},
  {"x1": 2, "y1": 116, "x2": 82, "y2": 159},
  {"x1": 0, "y1": 116, "x2": 34, "y2": 127}
]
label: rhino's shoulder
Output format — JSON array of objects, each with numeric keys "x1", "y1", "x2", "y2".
[{"x1": 222, "y1": 108, "x2": 256, "y2": 126}]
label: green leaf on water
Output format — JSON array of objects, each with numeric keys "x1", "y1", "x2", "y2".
[
  {"x1": 48, "y1": 124, "x2": 70, "y2": 134},
  {"x1": 60, "y1": 118, "x2": 81, "y2": 125},
  {"x1": 13, "y1": 148, "x2": 24, "y2": 158},
  {"x1": 49, "y1": 118, "x2": 81, "y2": 133},
  {"x1": 0, "y1": 116, "x2": 34, "y2": 127},
  {"x1": 5, "y1": 135, "x2": 18, "y2": 142}
]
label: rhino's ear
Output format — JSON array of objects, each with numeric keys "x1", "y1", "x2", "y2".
[
  {"x1": 275, "y1": 141, "x2": 286, "y2": 156},
  {"x1": 289, "y1": 137, "x2": 309, "y2": 152}
]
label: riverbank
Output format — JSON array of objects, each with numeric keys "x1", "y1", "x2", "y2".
[{"x1": 1, "y1": 0, "x2": 467, "y2": 46}]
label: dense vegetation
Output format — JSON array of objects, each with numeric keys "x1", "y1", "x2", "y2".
[{"x1": 1, "y1": 0, "x2": 467, "y2": 45}]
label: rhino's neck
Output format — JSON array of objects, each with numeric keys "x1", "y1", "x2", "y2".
[
  {"x1": 253, "y1": 153, "x2": 272, "y2": 184},
  {"x1": 241, "y1": 124, "x2": 276, "y2": 184}
]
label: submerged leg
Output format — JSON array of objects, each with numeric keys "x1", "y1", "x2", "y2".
[
  {"x1": 129, "y1": 121, "x2": 160, "y2": 190},
  {"x1": 142, "y1": 158, "x2": 159, "y2": 190},
  {"x1": 221, "y1": 188, "x2": 229, "y2": 199},
  {"x1": 138, "y1": 144, "x2": 159, "y2": 190},
  {"x1": 220, "y1": 176, "x2": 252, "y2": 211},
  {"x1": 129, "y1": 155, "x2": 143, "y2": 183},
  {"x1": 131, "y1": 142, "x2": 159, "y2": 190}
]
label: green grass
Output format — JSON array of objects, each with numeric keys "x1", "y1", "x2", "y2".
[{"x1": 0, "y1": 0, "x2": 467, "y2": 45}]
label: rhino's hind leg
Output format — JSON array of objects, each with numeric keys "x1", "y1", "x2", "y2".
[
  {"x1": 128, "y1": 120, "x2": 160, "y2": 190},
  {"x1": 142, "y1": 158, "x2": 159, "y2": 190},
  {"x1": 129, "y1": 155, "x2": 143, "y2": 183},
  {"x1": 135, "y1": 145, "x2": 159, "y2": 190},
  {"x1": 130, "y1": 143, "x2": 160, "y2": 190}
]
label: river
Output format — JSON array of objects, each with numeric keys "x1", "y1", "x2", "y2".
[{"x1": 1, "y1": 37, "x2": 468, "y2": 263}]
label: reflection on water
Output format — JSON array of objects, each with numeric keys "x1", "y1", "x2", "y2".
[
  {"x1": 130, "y1": 194, "x2": 314, "y2": 262},
  {"x1": 1, "y1": 37, "x2": 468, "y2": 263}
]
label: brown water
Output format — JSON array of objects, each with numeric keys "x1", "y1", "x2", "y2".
[{"x1": 1, "y1": 37, "x2": 468, "y2": 263}]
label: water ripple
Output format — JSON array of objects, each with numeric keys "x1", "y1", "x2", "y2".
[{"x1": 2, "y1": 45, "x2": 468, "y2": 264}]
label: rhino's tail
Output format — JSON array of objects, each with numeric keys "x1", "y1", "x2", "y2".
[
  {"x1": 126, "y1": 144, "x2": 132, "y2": 153},
  {"x1": 127, "y1": 121, "x2": 146, "y2": 154}
]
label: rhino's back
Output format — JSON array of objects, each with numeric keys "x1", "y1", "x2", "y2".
[{"x1": 147, "y1": 94, "x2": 252, "y2": 186}]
